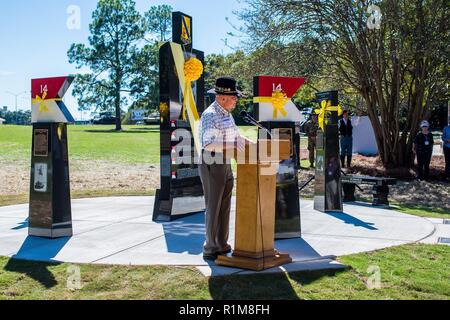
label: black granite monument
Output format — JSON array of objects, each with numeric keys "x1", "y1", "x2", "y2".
[
  {"x1": 313, "y1": 91, "x2": 343, "y2": 212},
  {"x1": 153, "y1": 12, "x2": 206, "y2": 221},
  {"x1": 29, "y1": 76, "x2": 74, "y2": 238},
  {"x1": 254, "y1": 76, "x2": 302, "y2": 238}
]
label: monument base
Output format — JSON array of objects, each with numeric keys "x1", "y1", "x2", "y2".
[
  {"x1": 29, "y1": 226, "x2": 72, "y2": 238},
  {"x1": 215, "y1": 250, "x2": 292, "y2": 271},
  {"x1": 152, "y1": 189, "x2": 205, "y2": 222}
]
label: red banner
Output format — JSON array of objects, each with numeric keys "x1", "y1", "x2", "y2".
[
  {"x1": 31, "y1": 76, "x2": 73, "y2": 99},
  {"x1": 257, "y1": 76, "x2": 306, "y2": 97}
]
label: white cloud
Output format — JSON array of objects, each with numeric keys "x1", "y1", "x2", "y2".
[{"x1": 0, "y1": 70, "x2": 15, "y2": 76}]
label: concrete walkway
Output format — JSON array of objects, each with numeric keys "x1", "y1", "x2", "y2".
[{"x1": 0, "y1": 197, "x2": 438, "y2": 276}]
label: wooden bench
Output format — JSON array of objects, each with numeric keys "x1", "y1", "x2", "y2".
[{"x1": 341, "y1": 175, "x2": 397, "y2": 206}]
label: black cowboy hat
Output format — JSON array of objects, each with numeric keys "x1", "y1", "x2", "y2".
[{"x1": 207, "y1": 76, "x2": 243, "y2": 96}]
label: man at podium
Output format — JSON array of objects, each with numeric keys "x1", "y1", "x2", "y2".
[{"x1": 198, "y1": 77, "x2": 253, "y2": 261}]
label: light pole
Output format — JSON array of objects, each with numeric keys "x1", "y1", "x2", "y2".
[{"x1": 5, "y1": 91, "x2": 28, "y2": 124}]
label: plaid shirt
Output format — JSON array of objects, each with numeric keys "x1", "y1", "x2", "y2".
[{"x1": 199, "y1": 101, "x2": 239, "y2": 149}]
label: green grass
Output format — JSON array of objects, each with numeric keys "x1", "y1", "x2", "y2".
[
  {"x1": 0, "y1": 244, "x2": 448, "y2": 300},
  {"x1": 1, "y1": 126, "x2": 449, "y2": 300},
  {"x1": 0, "y1": 125, "x2": 447, "y2": 220},
  {"x1": 354, "y1": 195, "x2": 450, "y2": 219},
  {"x1": 0, "y1": 124, "x2": 307, "y2": 165},
  {"x1": 0, "y1": 190, "x2": 155, "y2": 208},
  {"x1": 393, "y1": 203, "x2": 450, "y2": 219},
  {"x1": 0, "y1": 125, "x2": 160, "y2": 164}
]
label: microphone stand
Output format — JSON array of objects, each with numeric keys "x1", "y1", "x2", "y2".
[{"x1": 242, "y1": 114, "x2": 272, "y2": 138}]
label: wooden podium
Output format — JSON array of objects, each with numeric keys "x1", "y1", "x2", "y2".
[{"x1": 215, "y1": 139, "x2": 293, "y2": 270}]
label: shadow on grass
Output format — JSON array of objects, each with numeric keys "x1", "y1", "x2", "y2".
[
  {"x1": 128, "y1": 127, "x2": 160, "y2": 131},
  {"x1": 83, "y1": 129, "x2": 158, "y2": 134},
  {"x1": 208, "y1": 273, "x2": 300, "y2": 300},
  {"x1": 288, "y1": 268, "x2": 347, "y2": 287},
  {"x1": 4, "y1": 258, "x2": 61, "y2": 289},
  {"x1": 3, "y1": 236, "x2": 70, "y2": 289}
]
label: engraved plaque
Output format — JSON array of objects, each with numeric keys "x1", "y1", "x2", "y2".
[
  {"x1": 34, "y1": 163, "x2": 48, "y2": 192},
  {"x1": 34, "y1": 129, "x2": 49, "y2": 157}
]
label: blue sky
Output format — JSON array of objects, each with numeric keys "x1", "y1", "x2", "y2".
[{"x1": 0, "y1": 0, "x2": 245, "y2": 119}]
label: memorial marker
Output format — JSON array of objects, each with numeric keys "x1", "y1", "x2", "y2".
[
  {"x1": 29, "y1": 76, "x2": 74, "y2": 238},
  {"x1": 153, "y1": 12, "x2": 206, "y2": 221},
  {"x1": 253, "y1": 75, "x2": 306, "y2": 238}
]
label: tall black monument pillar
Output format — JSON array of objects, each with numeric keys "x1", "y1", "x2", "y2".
[
  {"x1": 253, "y1": 76, "x2": 306, "y2": 238},
  {"x1": 153, "y1": 12, "x2": 206, "y2": 221},
  {"x1": 29, "y1": 76, "x2": 74, "y2": 238},
  {"x1": 313, "y1": 91, "x2": 343, "y2": 212}
]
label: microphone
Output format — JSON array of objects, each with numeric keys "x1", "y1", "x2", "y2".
[{"x1": 240, "y1": 111, "x2": 272, "y2": 138}]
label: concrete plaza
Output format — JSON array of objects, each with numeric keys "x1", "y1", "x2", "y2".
[{"x1": 0, "y1": 197, "x2": 441, "y2": 276}]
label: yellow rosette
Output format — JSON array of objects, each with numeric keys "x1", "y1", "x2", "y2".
[
  {"x1": 32, "y1": 91, "x2": 62, "y2": 113},
  {"x1": 160, "y1": 102, "x2": 169, "y2": 122},
  {"x1": 253, "y1": 89, "x2": 289, "y2": 119},
  {"x1": 182, "y1": 57, "x2": 203, "y2": 121},
  {"x1": 315, "y1": 100, "x2": 343, "y2": 131},
  {"x1": 169, "y1": 42, "x2": 204, "y2": 154}
]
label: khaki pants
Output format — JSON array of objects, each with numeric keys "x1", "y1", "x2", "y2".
[
  {"x1": 308, "y1": 138, "x2": 316, "y2": 166},
  {"x1": 198, "y1": 163, "x2": 234, "y2": 255}
]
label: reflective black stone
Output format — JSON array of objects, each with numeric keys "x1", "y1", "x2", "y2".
[
  {"x1": 153, "y1": 41, "x2": 206, "y2": 222},
  {"x1": 313, "y1": 91, "x2": 343, "y2": 212},
  {"x1": 259, "y1": 122, "x2": 301, "y2": 239},
  {"x1": 29, "y1": 123, "x2": 72, "y2": 238}
]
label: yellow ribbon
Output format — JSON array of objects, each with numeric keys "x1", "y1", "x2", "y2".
[
  {"x1": 314, "y1": 100, "x2": 343, "y2": 131},
  {"x1": 253, "y1": 89, "x2": 289, "y2": 119},
  {"x1": 170, "y1": 43, "x2": 202, "y2": 155},
  {"x1": 181, "y1": 58, "x2": 203, "y2": 121},
  {"x1": 32, "y1": 91, "x2": 62, "y2": 113}
]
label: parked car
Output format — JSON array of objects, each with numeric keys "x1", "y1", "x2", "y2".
[
  {"x1": 144, "y1": 113, "x2": 160, "y2": 125},
  {"x1": 92, "y1": 113, "x2": 117, "y2": 125}
]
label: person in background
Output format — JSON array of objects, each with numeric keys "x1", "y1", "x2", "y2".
[
  {"x1": 441, "y1": 120, "x2": 450, "y2": 182},
  {"x1": 304, "y1": 113, "x2": 319, "y2": 168},
  {"x1": 339, "y1": 110, "x2": 353, "y2": 168},
  {"x1": 413, "y1": 120, "x2": 434, "y2": 181}
]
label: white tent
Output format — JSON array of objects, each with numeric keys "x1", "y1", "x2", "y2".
[
  {"x1": 0, "y1": 117, "x2": 5, "y2": 125},
  {"x1": 352, "y1": 116, "x2": 378, "y2": 155}
]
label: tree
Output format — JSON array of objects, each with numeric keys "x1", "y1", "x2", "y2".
[
  {"x1": 144, "y1": 4, "x2": 172, "y2": 41},
  {"x1": 128, "y1": 43, "x2": 160, "y2": 112},
  {"x1": 68, "y1": 0, "x2": 145, "y2": 131},
  {"x1": 205, "y1": 51, "x2": 250, "y2": 91},
  {"x1": 238, "y1": 0, "x2": 449, "y2": 168}
]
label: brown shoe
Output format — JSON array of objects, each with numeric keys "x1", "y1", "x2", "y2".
[
  {"x1": 203, "y1": 253, "x2": 218, "y2": 261},
  {"x1": 217, "y1": 245, "x2": 232, "y2": 255},
  {"x1": 217, "y1": 248, "x2": 231, "y2": 255}
]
